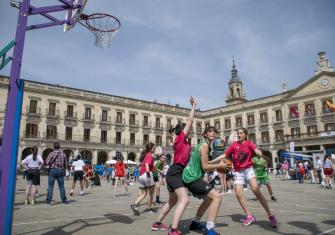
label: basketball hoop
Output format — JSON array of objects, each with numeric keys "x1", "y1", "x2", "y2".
[{"x1": 79, "y1": 13, "x2": 121, "y2": 48}]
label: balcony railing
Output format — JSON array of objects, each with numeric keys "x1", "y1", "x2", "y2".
[
  {"x1": 64, "y1": 111, "x2": 78, "y2": 119},
  {"x1": 129, "y1": 119, "x2": 139, "y2": 126},
  {"x1": 247, "y1": 121, "x2": 255, "y2": 127},
  {"x1": 23, "y1": 130, "x2": 40, "y2": 139},
  {"x1": 82, "y1": 114, "x2": 95, "y2": 122},
  {"x1": 259, "y1": 119, "x2": 268, "y2": 125},
  {"x1": 288, "y1": 113, "x2": 300, "y2": 120},
  {"x1": 46, "y1": 108, "x2": 60, "y2": 118},
  {"x1": 26, "y1": 106, "x2": 42, "y2": 115},
  {"x1": 142, "y1": 121, "x2": 152, "y2": 128},
  {"x1": 153, "y1": 123, "x2": 163, "y2": 130},
  {"x1": 285, "y1": 130, "x2": 335, "y2": 141},
  {"x1": 115, "y1": 118, "x2": 126, "y2": 125},
  {"x1": 100, "y1": 115, "x2": 112, "y2": 123},
  {"x1": 304, "y1": 111, "x2": 316, "y2": 118}
]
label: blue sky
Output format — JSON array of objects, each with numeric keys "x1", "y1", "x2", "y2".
[{"x1": 1, "y1": 0, "x2": 334, "y2": 110}]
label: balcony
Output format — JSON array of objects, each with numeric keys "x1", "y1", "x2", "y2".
[
  {"x1": 303, "y1": 111, "x2": 317, "y2": 125},
  {"x1": 166, "y1": 124, "x2": 173, "y2": 131},
  {"x1": 99, "y1": 116, "x2": 112, "y2": 124},
  {"x1": 46, "y1": 108, "x2": 60, "y2": 117},
  {"x1": 272, "y1": 117, "x2": 284, "y2": 129},
  {"x1": 26, "y1": 106, "x2": 42, "y2": 116},
  {"x1": 129, "y1": 119, "x2": 139, "y2": 127},
  {"x1": 153, "y1": 123, "x2": 163, "y2": 130},
  {"x1": 320, "y1": 110, "x2": 335, "y2": 123},
  {"x1": 115, "y1": 118, "x2": 126, "y2": 126},
  {"x1": 288, "y1": 114, "x2": 300, "y2": 128},
  {"x1": 25, "y1": 107, "x2": 42, "y2": 122},
  {"x1": 153, "y1": 123, "x2": 163, "y2": 135},
  {"x1": 64, "y1": 111, "x2": 78, "y2": 120},
  {"x1": 44, "y1": 131, "x2": 58, "y2": 141},
  {"x1": 23, "y1": 130, "x2": 41, "y2": 139},
  {"x1": 247, "y1": 121, "x2": 255, "y2": 128},
  {"x1": 82, "y1": 114, "x2": 95, "y2": 123},
  {"x1": 142, "y1": 121, "x2": 152, "y2": 129},
  {"x1": 259, "y1": 119, "x2": 269, "y2": 125}
]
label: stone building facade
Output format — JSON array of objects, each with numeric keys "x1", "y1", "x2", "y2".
[{"x1": 0, "y1": 52, "x2": 334, "y2": 167}]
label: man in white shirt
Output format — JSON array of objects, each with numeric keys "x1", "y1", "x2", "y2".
[{"x1": 70, "y1": 155, "x2": 86, "y2": 196}]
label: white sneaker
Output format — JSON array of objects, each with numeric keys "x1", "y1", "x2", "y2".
[
  {"x1": 70, "y1": 190, "x2": 74, "y2": 196},
  {"x1": 80, "y1": 191, "x2": 84, "y2": 196},
  {"x1": 227, "y1": 189, "x2": 232, "y2": 194}
]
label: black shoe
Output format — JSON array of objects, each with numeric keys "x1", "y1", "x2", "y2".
[
  {"x1": 271, "y1": 196, "x2": 277, "y2": 201},
  {"x1": 131, "y1": 204, "x2": 140, "y2": 216}
]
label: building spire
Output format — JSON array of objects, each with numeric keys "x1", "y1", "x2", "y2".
[{"x1": 226, "y1": 59, "x2": 247, "y2": 105}]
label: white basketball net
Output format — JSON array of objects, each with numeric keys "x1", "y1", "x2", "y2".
[{"x1": 92, "y1": 30, "x2": 118, "y2": 48}]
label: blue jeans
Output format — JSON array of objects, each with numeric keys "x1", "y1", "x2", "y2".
[
  {"x1": 46, "y1": 168, "x2": 67, "y2": 204},
  {"x1": 297, "y1": 172, "x2": 304, "y2": 184}
]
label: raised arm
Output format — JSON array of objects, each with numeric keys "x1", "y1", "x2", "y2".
[{"x1": 182, "y1": 96, "x2": 196, "y2": 136}]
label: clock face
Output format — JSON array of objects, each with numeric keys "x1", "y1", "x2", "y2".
[{"x1": 320, "y1": 78, "x2": 329, "y2": 87}]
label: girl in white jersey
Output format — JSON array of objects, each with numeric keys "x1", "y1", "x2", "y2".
[{"x1": 21, "y1": 146, "x2": 44, "y2": 205}]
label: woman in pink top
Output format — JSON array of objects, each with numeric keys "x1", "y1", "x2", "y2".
[
  {"x1": 210, "y1": 128, "x2": 278, "y2": 228},
  {"x1": 131, "y1": 143, "x2": 156, "y2": 215},
  {"x1": 151, "y1": 96, "x2": 196, "y2": 235}
]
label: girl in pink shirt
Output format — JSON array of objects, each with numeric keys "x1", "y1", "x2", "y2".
[
  {"x1": 131, "y1": 143, "x2": 156, "y2": 215},
  {"x1": 210, "y1": 128, "x2": 278, "y2": 228},
  {"x1": 152, "y1": 96, "x2": 196, "y2": 234}
]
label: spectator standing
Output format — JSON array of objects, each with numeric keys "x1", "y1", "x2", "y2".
[
  {"x1": 323, "y1": 155, "x2": 334, "y2": 189},
  {"x1": 316, "y1": 157, "x2": 323, "y2": 184},
  {"x1": 70, "y1": 155, "x2": 86, "y2": 196},
  {"x1": 307, "y1": 160, "x2": 315, "y2": 184},
  {"x1": 45, "y1": 142, "x2": 68, "y2": 205},
  {"x1": 281, "y1": 160, "x2": 290, "y2": 180},
  {"x1": 21, "y1": 146, "x2": 44, "y2": 205}
]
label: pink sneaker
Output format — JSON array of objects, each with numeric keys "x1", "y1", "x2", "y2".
[
  {"x1": 151, "y1": 222, "x2": 169, "y2": 231},
  {"x1": 168, "y1": 228, "x2": 182, "y2": 235},
  {"x1": 269, "y1": 214, "x2": 278, "y2": 228},
  {"x1": 242, "y1": 215, "x2": 256, "y2": 226}
]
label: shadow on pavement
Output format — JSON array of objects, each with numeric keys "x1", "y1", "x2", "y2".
[
  {"x1": 287, "y1": 221, "x2": 323, "y2": 235},
  {"x1": 16, "y1": 213, "x2": 134, "y2": 235}
]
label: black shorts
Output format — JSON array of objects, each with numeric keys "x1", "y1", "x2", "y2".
[
  {"x1": 226, "y1": 171, "x2": 234, "y2": 180},
  {"x1": 166, "y1": 164, "x2": 185, "y2": 192},
  {"x1": 73, "y1": 171, "x2": 84, "y2": 181},
  {"x1": 184, "y1": 179, "x2": 213, "y2": 199},
  {"x1": 153, "y1": 176, "x2": 159, "y2": 182},
  {"x1": 27, "y1": 169, "x2": 40, "y2": 186}
]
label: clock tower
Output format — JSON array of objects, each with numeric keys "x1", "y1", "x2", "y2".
[{"x1": 226, "y1": 60, "x2": 247, "y2": 105}]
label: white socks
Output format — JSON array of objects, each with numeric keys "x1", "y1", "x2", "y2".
[{"x1": 206, "y1": 221, "x2": 215, "y2": 230}]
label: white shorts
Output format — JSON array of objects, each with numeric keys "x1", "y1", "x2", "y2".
[
  {"x1": 138, "y1": 172, "x2": 154, "y2": 189},
  {"x1": 233, "y1": 167, "x2": 256, "y2": 185}
]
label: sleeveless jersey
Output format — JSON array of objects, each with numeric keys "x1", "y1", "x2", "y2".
[{"x1": 182, "y1": 140, "x2": 207, "y2": 184}]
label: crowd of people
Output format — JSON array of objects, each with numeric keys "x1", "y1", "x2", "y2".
[
  {"x1": 273, "y1": 155, "x2": 334, "y2": 189},
  {"x1": 18, "y1": 96, "x2": 334, "y2": 235}
]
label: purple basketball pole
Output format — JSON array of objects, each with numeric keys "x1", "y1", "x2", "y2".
[{"x1": 0, "y1": 1, "x2": 82, "y2": 234}]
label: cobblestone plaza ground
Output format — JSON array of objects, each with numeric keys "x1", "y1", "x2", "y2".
[{"x1": 13, "y1": 175, "x2": 335, "y2": 235}]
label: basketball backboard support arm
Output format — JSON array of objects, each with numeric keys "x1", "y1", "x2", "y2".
[{"x1": 0, "y1": 1, "x2": 86, "y2": 235}]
